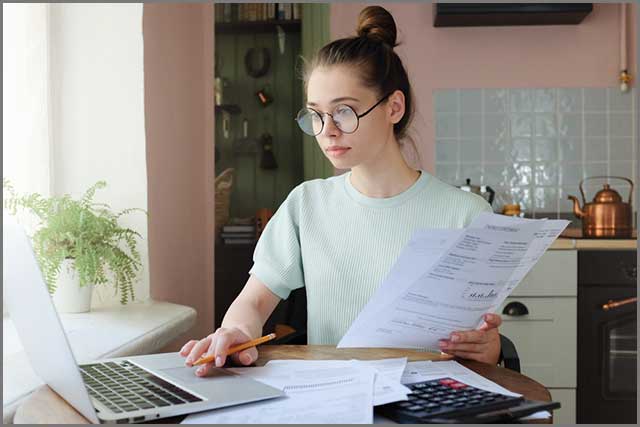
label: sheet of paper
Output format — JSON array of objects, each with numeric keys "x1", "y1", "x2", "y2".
[
  {"x1": 265, "y1": 358, "x2": 411, "y2": 405},
  {"x1": 338, "y1": 213, "x2": 569, "y2": 350},
  {"x1": 181, "y1": 365, "x2": 375, "y2": 424}
]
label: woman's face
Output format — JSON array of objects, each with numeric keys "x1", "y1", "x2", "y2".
[{"x1": 305, "y1": 65, "x2": 404, "y2": 170}]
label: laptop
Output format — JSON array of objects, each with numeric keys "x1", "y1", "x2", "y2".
[{"x1": 3, "y1": 216, "x2": 284, "y2": 424}]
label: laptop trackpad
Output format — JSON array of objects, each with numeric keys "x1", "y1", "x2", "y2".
[{"x1": 160, "y1": 367, "x2": 234, "y2": 384}]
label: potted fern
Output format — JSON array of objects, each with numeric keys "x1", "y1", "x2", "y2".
[{"x1": 3, "y1": 179, "x2": 144, "y2": 312}]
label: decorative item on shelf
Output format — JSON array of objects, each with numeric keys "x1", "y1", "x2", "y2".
[
  {"x1": 568, "y1": 176, "x2": 634, "y2": 238},
  {"x1": 244, "y1": 47, "x2": 271, "y2": 78},
  {"x1": 215, "y1": 168, "x2": 235, "y2": 241},
  {"x1": 221, "y1": 217, "x2": 256, "y2": 245},
  {"x1": 255, "y1": 207, "x2": 274, "y2": 239},
  {"x1": 502, "y1": 204, "x2": 523, "y2": 217},
  {"x1": 259, "y1": 133, "x2": 278, "y2": 170},
  {"x1": 256, "y1": 86, "x2": 273, "y2": 107},
  {"x1": 3, "y1": 179, "x2": 144, "y2": 312},
  {"x1": 456, "y1": 178, "x2": 495, "y2": 206}
]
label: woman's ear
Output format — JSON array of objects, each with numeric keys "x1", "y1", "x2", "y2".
[{"x1": 387, "y1": 90, "x2": 405, "y2": 125}]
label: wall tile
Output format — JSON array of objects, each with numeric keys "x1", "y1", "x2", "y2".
[
  {"x1": 558, "y1": 138, "x2": 582, "y2": 162},
  {"x1": 609, "y1": 137, "x2": 634, "y2": 161},
  {"x1": 608, "y1": 88, "x2": 633, "y2": 112},
  {"x1": 584, "y1": 88, "x2": 607, "y2": 111},
  {"x1": 534, "y1": 89, "x2": 555, "y2": 113},
  {"x1": 558, "y1": 88, "x2": 582, "y2": 112},
  {"x1": 534, "y1": 114, "x2": 556, "y2": 137},
  {"x1": 584, "y1": 138, "x2": 607, "y2": 162},
  {"x1": 609, "y1": 113, "x2": 633, "y2": 137},
  {"x1": 558, "y1": 114, "x2": 582, "y2": 138},
  {"x1": 510, "y1": 89, "x2": 533, "y2": 112},
  {"x1": 460, "y1": 114, "x2": 482, "y2": 139},
  {"x1": 584, "y1": 113, "x2": 607, "y2": 137},
  {"x1": 435, "y1": 90, "x2": 459, "y2": 113},
  {"x1": 484, "y1": 89, "x2": 508, "y2": 113},
  {"x1": 434, "y1": 87, "x2": 636, "y2": 216},
  {"x1": 460, "y1": 138, "x2": 482, "y2": 163},
  {"x1": 460, "y1": 89, "x2": 482, "y2": 113},
  {"x1": 435, "y1": 113, "x2": 459, "y2": 138},
  {"x1": 533, "y1": 138, "x2": 557, "y2": 162},
  {"x1": 484, "y1": 114, "x2": 508, "y2": 139},
  {"x1": 436, "y1": 140, "x2": 459, "y2": 162}
]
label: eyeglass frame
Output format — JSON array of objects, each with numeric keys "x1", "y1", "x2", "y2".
[{"x1": 295, "y1": 91, "x2": 395, "y2": 136}]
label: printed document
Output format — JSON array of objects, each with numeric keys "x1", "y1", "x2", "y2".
[
  {"x1": 338, "y1": 213, "x2": 569, "y2": 350},
  {"x1": 181, "y1": 364, "x2": 375, "y2": 424},
  {"x1": 265, "y1": 358, "x2": 411, "y2": 405}
]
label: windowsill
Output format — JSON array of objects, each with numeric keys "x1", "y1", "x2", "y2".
[{"x1": 2, "y1": 299, "x2": 196, "y2": 424}]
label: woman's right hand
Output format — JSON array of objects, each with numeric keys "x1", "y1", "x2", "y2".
[{"x1": 180, "y1": 327, "x2": 259, "y2": 376}]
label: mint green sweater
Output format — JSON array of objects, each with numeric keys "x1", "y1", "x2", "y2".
[{"x1": 249, "y1": 170, "x2": 492, "y2": 345}]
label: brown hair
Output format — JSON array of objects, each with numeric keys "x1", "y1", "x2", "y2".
[{"x1": 303, "y1": 6, "x2": 415, "y2": 142}]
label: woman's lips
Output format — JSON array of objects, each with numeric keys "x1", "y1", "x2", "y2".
[{"x1": 326, "y1": 147, "x2": 351, "y2": 158}]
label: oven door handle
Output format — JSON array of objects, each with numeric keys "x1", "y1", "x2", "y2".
[{"x1": 602, "y1": 297, "x2": 637, "y2": 311}]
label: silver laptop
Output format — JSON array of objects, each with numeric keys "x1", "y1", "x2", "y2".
[{"x1": 3, "y1": 215, "x2": 283, "y2": 423}]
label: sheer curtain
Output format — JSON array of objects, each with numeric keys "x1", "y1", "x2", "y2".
[{"x1": 3, "y1": 3, "x2": 52, "y2": 316}]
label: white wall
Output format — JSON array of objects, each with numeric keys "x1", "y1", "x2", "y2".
[{"x1": 49, "y1": 4, "x2": 149, "y2": 307}]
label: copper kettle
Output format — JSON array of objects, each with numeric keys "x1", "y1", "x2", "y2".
[{"x1": 567, "y1": 176, "x2": 634, "y2": 238}]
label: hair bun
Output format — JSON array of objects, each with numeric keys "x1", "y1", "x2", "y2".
[{"x1": 356, "y1": 6, "x2": 398, "y2": 47}]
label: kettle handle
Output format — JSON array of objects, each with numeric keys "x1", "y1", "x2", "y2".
[{"x1": 579, "y1": 176, "x2": 634, "y2": 205}]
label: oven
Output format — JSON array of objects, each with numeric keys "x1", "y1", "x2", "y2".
[{"x1": 577, "y1": 250, "x2": 637, "y2": 423}]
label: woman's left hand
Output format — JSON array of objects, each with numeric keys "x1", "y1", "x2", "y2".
[{"x1": 438, "y1": 313, "x2": 502, "y2": 365}]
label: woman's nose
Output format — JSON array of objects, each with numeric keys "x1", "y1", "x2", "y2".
[{"x1": 321, "y1": 114, "x2": 341, "y2": 137}]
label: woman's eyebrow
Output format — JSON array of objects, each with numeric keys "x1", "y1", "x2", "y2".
[{"x1": 307, "y1": 96, "x2": 360, "y2": 107}]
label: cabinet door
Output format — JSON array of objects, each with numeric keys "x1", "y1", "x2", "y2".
[
  {"x1": 498, "y1": 297, "x2": 577, "y2": 387},
  {"x1": 512, "y1": 251, "x2": 577, "y2": 297}
]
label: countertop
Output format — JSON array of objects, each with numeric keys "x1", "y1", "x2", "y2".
[{"x1": 550, "y1": 228, "x2": 637, "y2": 250}]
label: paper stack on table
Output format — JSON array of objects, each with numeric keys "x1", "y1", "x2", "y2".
[
  {"x1": 181, "y1": 361, "x2": 383, "y2": 424},
  {"x1": 181, "y1": 358, "x2": 549, "y2": 424},
  {"x1": 338, "y1": 213, "x2": 569, "y2": 351}
]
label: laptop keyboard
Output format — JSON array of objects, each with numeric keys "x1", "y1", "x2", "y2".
[
  {"x1": 80, "y1": 360, "x2": 203, "y2": 413},
  {"x1": 376, "y1": 377, "x2": 524, "y2": 422}
]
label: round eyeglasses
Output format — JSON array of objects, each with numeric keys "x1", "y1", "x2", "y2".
[{"x1": 295, "y1": 92, "x2": 393, "y2": 137}]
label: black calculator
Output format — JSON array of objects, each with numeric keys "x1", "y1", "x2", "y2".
[{"x1": 375, "y1": 377, "x2": 561, "y2": 424}]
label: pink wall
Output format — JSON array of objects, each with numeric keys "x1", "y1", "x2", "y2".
[
  {"x1": 143, "y1": 3, "x2": 215, "y2": 350},
  {"x1": 330, "y1": 3, "x2": 637, "y2": 172}
]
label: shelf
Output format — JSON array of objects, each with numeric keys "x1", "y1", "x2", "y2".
[{"x1": 215, "y1": 20, "x2": 301, "y2": 34}]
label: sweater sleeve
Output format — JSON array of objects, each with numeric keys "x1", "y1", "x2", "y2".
[{"x1": 248, "y1": 187, "x2": 304, "y2": 300}]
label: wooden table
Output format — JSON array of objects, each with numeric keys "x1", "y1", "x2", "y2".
[{"x1": 14, "y1": 345, "x2": 552, "y2": 424}]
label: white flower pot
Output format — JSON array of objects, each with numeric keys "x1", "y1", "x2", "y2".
[{"x1": 51, "y1": 259, "x2": 93, "y2": 313}]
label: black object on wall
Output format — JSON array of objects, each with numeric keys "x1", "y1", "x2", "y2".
[{"x1": 433, "y1": 3, "x2": 593, "y2": 27}]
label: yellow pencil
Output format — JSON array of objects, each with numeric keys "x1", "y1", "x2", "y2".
[{"x1": 192, "y1": 333, "x2": 277, "y2": 366}]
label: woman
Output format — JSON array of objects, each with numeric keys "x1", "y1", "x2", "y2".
[{"x1": 182, "y1": 6, "x2": 501, "y2": 375}]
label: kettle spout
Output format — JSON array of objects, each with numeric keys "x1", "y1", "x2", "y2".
[{"x1": 567, "y1": 195, "x2": 585, "y2": 218}]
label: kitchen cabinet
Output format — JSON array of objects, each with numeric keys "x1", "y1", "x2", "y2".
[{"x1": 498, "y1": 250, "x2": 577, "y2": 424}]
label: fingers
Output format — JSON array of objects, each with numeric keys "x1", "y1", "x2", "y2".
[
  {"x1": 230, "y1": 347, "x2": 258, "y2": 366},
  {"x1": 179, "y1": 340, "x2": 198, "y2": 357},
  {"x1": 447, "y1": 329, "x2": 489, "y2": 345},
  {"x1": 212, "y1": 328, "x2": 252, "y2": 368},
  {"x1": 184, "y1": 336, "x2": 212, "y2": 367},
  {"x1": 478, "y1": 313, "x2": 502, "y2": 331}
]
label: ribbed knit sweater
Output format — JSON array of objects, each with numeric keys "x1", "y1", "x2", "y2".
[{"x1": 249, "y1": 169, "x2": 492, "y2": 345}]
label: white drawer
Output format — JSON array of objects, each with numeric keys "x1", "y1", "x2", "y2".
[
  {"x1": 498, "y1": 297, "x2": 576, "y2": 387},
  {"x1": 549, "y1": 388, "x2": 576, "y2": 424},
  {"x1": 511, "y1": 251, "x2": 577, "y2": 297}
]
